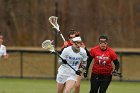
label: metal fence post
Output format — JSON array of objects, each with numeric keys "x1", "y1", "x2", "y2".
[
  {"x1": 20, "y1": 51, "x2": 23, "y2": 78},
  {"x1": 54, "y1": 0, "x2": 58, "y2": 79}
]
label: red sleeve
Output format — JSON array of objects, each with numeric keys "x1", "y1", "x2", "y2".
[
  {"x1": 61, "y1": 44, "x2": 66, "y2": 49},
  {"x1": 90, "y1": 48, "x2": 95, "y2": 58},
  {"x1": 61, "y1": 41, "x2": 73, "y2": 49},
  {"x1": 110, "y1": 48, "x2": 117, "y2": 60}
]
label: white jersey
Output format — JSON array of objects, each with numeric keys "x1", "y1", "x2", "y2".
[
  {"x1": 58, "y1": 46, "x2": 87, "y2": 76},
  {"x1": 0, "y1": 45, "x2": 7, "y2": 58}
]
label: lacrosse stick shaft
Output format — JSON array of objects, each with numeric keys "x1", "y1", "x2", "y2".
[
  {"x1": 49, "y1": 16, "x2": 66, "y2": 42},
  {"x1": 60, "y1": 33, "x2": 66, "y2": 41},
  {"x1": 52, "y1": 51, "x2": 76, "y2": 72},
  {"x1": 41, "y1": 39, "x2": 75, "y2": 72}
]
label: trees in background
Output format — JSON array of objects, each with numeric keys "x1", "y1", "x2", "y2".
[{"x1": 0, "y1": 0, "x2": 139, "y2": 48}]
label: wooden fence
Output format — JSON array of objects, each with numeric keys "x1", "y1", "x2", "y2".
[{"x1": 0, "y1": 47, "x2": 140, "y2": 81}]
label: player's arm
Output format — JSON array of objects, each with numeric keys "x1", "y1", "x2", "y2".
[
  {"x1": 83, "y1": 55, "x2": 93, "y2": 78},
  {"x1": 85, "y1": 55, "x2": 93, "y2": 71},
  {"x1": 111, "y1": 49, "x2": 120, "y2": 72},
  {"x1": 2, "y1": 54, "x2": 8, "y2": 59},
  {"x1": 80, "y1": 43, "x2": 90, "y2": 57},
  {"x1": 113, "y1": 59, "x2": 120, "y2": 72},
  {"x1": 76, "y1": 49, "x2": 88, "y2": 75},
  {"x1": 58, "y1": 58, "x2": 67, "y2": 64},
  {"x1": 2, "y1": 46, "x2": 8, "y2": 59},
  {"x1": 78, "y1": 60, "x2": 87, "y2": 72},
  {"x1": 59, "y1": 41, "x2": 69, "y2": 54},
  {"x1": 84, "y1": 47, "x2": 90, "y2": 57},
  {"x1": 58, "y1": 48, "x2": 68, "y2": 64},
  {"x1": 112, "y1": 59, "x2": 121, "y2": 77},
  {"x1": 85, "y1": 48, "x2": 95, "y2": 71}
]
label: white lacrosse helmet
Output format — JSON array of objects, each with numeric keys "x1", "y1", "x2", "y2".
[{"x1": 72, "y1": 37, "x2": 82, "y2": 42}]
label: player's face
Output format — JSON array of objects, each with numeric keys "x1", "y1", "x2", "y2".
[
  {"x1": 73, "y1": 41, "x2": 82, "y2": 48},
  {"x1": 69, "y1": 34, "x2": 76, "y2": 42},
  {"x1": 99, "y1": 39, "x2": 108, "y2": 50},
  {"x1": 0, "y1": 35, "x2": 3, "y2": 44}
]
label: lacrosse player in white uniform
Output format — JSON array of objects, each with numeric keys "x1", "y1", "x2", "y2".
[
  {"x1": 0, "y1": 34, "x2": 8, "y2": 59},
  {"x1": 56, "y1": 37, "x2": 87, "y2": 93},
  {"x1": 61, "y1": 30, "x2": 89, "y2": 93}
]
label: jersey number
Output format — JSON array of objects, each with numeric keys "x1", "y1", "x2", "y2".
[
  {"x1": 71, "y1": 61, "x2": 79, "y2": 66},
  {"x1": 98, "y1": 60, "x2": 106, "y2": 65}
]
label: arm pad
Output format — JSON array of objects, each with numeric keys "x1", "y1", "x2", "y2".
[
  {"x1": 113, "y1": 59, "x2": 120, "y2": 71},
  {"x1": 85, "y1": 55, "x2": 93, "y2": 71}
]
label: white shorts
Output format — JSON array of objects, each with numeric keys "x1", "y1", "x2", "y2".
[{"x1": 56, "y1": 74, "x2": 77, "y2": 84}]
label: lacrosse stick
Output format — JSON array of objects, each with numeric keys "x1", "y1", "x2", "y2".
[
  {"x1": 49, "y1": 16, "x2": 66, "y2": 41},
  {"x1": 42, "y1": 40, "x2": 76, "y2": 72}
]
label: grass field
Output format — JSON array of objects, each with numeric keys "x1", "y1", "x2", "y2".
[{"x1": 0, "y1": 78, "x2": 140, "y2": 93}]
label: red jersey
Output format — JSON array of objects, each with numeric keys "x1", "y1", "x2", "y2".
[
  {"x1": 90, "y1": 45, "x2": 117, "y2": 75},
  {"x1": 61, "y1": 41, "x2": 73, "y2": 48}
]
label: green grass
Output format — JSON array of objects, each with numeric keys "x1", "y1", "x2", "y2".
[{"x1": 0, "y1": 78, "x2": 140, "y2": 93}]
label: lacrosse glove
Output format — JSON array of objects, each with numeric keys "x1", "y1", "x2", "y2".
[
  {"x1": 76, "y1": 70, "x2": 82, "y2": 76},
  {"x1": 62, "y1": 59, "x2": 67, "y2": 64},
  {"x1": 112, "y1": 69, "x2": 118, "y2": 76}
]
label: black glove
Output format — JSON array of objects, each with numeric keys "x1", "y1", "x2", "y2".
[
  {"x1": 112, "y1": 69, "x2": 117, "y2": 73},
  {"x1": 62, "y1": 59, "x2": 67, "y2": 64},
  {"x1": 112, "y1": 70, "x2": 118, "y2": 76},
  {"x1": 83, "y1": 70, "x2": 88, "y2": 78},
  {"x1": 112, "y1": 70, "x2": 122, "y2": 77},
  {"x1": 76, "y1": 70, "x2": 82, "y2": 76}
]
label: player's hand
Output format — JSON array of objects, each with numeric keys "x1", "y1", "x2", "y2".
[
  {"x1": 64, "y1": 41, "x2": 68, "y2": 48},
  {"x1": 3, "y1": 54, "x2": 9, "y2": 59},
  {"x1": 76, "y1": 70, "x2": 82, "y2": 76},
  {"x1": 62, "y1": 59, "x2": 67, "y2": 64},
  {"x1": 112, "y1": 69, "x2": 117, "y2": 73},
  {"x1": 112, "y1": 70, "x2": 122, "y2": 77},
  {"x1": 112, "y1": 70, "x2": 118, "y2": 76},
  {"x1": 83, "y1": 70, "x2": 88, "y2": 78}
]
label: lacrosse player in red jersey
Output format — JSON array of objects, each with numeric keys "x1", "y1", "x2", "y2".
[
  {"x1": 0, "y1": 33, "x2": 8, "y2": 59},
  {"x1": 61, "y1": 30, "x2": 79, "y2": 51},
  {"x1": 57, "y1": 36, "x2": 87, "y2": 93},
  {"x1": 60, "y1": 30, "x2": 89, "y2": 93},
  {"x1": 84, "y1": 35, "x2": 120, "y2": 93}
]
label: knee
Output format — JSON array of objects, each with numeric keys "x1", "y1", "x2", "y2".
[
  {"x1": 75, "y1": 83, "x2": 80, "y2": 89},
  {"x1": 64, "y1": 88, "x2": 70, "y2": 93}
]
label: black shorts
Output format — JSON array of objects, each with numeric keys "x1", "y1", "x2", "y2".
[{"x1": 89, "y1": 73, "x2": 112, "y2": 93}]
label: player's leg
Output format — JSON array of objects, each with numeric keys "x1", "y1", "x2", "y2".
[
  {"x1": 99, "y1": 75, "x2": 112, "y2": 93},
  {"x1": 64, "y1": 80, "x2": 76, "y2": 93},
  {"x1": 74, "y1": 75, "x2": 82, "y2": 93},
  {"x1": 56, "y1": 74, "x2": 67, "y2": 93},
  {"x1": 57, "y1": 83, "x2": 65, "y2": 93},
  {"x1": 89, "y1": 73, "x2": 100, "y2": 93}
]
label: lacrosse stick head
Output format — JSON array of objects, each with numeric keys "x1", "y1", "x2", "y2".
[
  {"x1": 49, "y1": 16, "x2": 60, "y2": 31},
  {"x1": 42, "y1": 40, "x2": 55, "y2": 52}
]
